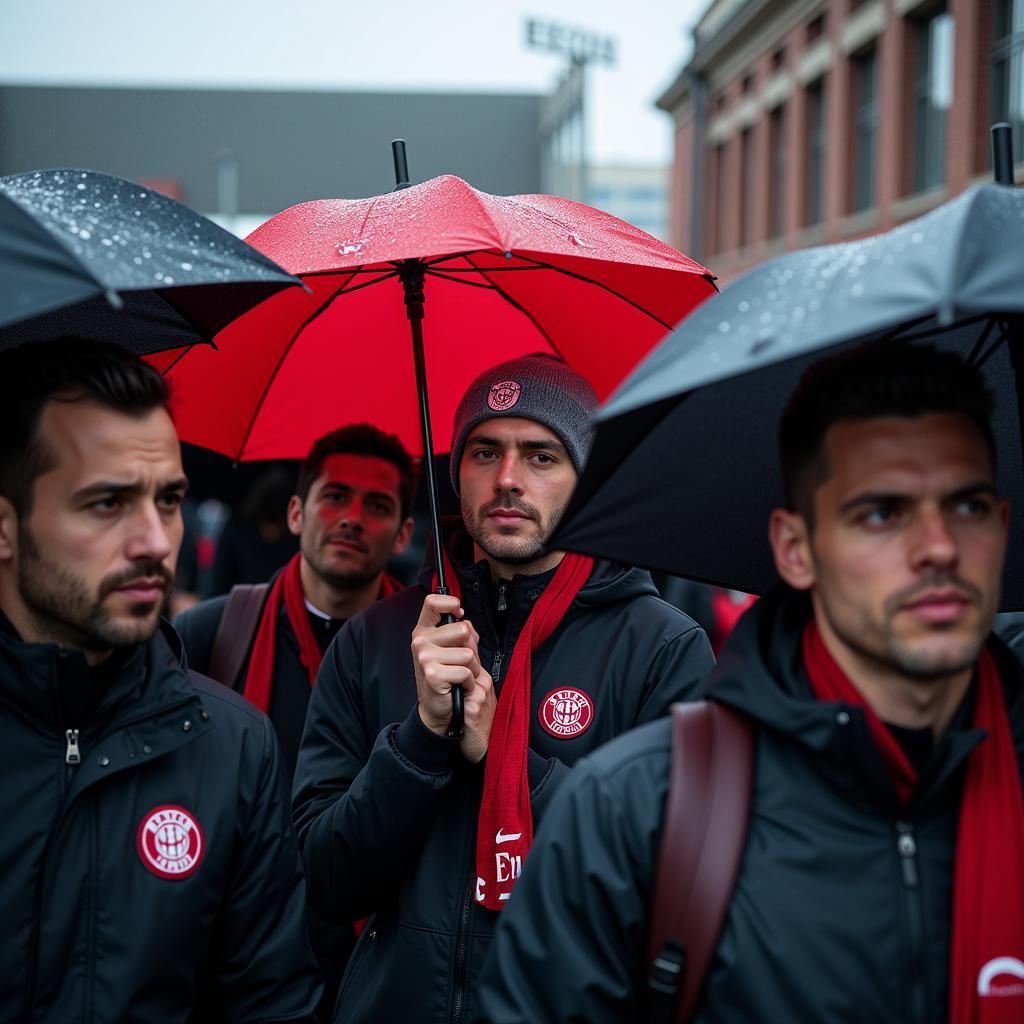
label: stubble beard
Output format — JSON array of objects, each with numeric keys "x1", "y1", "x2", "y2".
[
  {"x1": 304, "y1": 535, "x2": 388, "y2": 593},
  {"x1": 816, "y1": 572, "x2": 991, "y2": 683},
  {"x1": 461, "y1": 494, "x2": 567, "y2": 567},
  {"x1": 17, "y1": 524, "x2": 168, "y2": 651}
]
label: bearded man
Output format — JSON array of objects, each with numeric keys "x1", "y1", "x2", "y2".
[{"x1": 0, "y1": 339, "x2": 320, "y2": 1022}]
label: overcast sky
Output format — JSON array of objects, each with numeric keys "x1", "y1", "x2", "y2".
[{"x1": 1, "y1": 0, "x2": 708, "y2": 164}]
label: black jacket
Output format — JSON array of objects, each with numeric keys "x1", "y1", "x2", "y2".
[
  {"x1": 476, "y1": 588, "x2": 1024, "y2": 1024},
  {"x1": 175, "y1": 576, "x2": 310, "y2": 788},
  {"x1": 291, "y1": 535, "x2": 714, "y2": 1024},
  {"x1": 0, "y1": 618, "x2": 321, "y2": 1024}
]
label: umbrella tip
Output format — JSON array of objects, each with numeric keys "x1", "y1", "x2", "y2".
[
  {"x1": 504, "y1": 250, "x2": 512, "y2": 260},
  {"x1": 104, "y1": 288, "x2": 124, "y2": 310},
  {"x1": 391, "y1": 139, "x2": 412, "y2": 191}
]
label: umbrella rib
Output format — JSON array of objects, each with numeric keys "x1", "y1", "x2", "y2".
[
  {"x1": 974, "y1": 320, "x2": 1010, "y2": 370},
  {"x1": 966, "y1": 318, "x2": 998, "y2": 366},
  {"x1": 460, "y1": 253, "x2": 564, "y2": 358},
  {"x1": 233, "y1": 273, "x2": 362, "y2": 460},
  {"x1": 423, "y1": 269, "x2": 498, "y2": 290},
  {"x1": 502, "y1": 253, "x2": 675, "y2": 330}
]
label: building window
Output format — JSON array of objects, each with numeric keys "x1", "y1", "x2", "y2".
[
  {"x1": 740, "y1": 128, "x2": 754, "y2": 247},
  {"x1": 806, "y1": 14, "x2": 825, "y2": 43},
  {"x1": 853, "y1": 48, "x2": 879, "y2": 211},
  {"x1": 992, "y1": 0, "x2": 1024, "y2": 163},
  {"x1": 806, "y1": 79, "x2": 826, "y2": 226},
  {"x1": 913, "y1": 8, "x2": 954, "y2": 192},
  {"x1": 769, "y1": 105, "x2": 787, "y2": 237},
  {"x1": 771, "y1": 46, "x2": 786, "y2": 71}
]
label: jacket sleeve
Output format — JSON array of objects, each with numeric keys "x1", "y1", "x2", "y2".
[
  {"x1": 206, "y1": 714, "x2": 322, "y2": 1023},
  {"x1": 475, "y1": 752, "x2": 659, "y2": 1024},
  {"x1": 292, "y1": 618, "x2": 458, "y2": 923}
]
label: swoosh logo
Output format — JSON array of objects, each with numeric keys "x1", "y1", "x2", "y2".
[
  {"x1": 495, "y1": 828, "x2": 522, "y2": 845},
  {"x1": 978, "y1": 957, "x2": 1024, "y2": 996}
]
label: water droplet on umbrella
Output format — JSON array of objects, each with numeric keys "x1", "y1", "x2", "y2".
[
  {"x1": 180, "y1": 262, "x2": 193, "y2": 271},
  {"x1": 718, "y1": 321, "x2": 730, "y2": 333},
  {"x1": 78, "y1": 229, "x2": 91, "y2": 239},
  {"x1": 76, "y1": 183, "x2": 86, "y2": 191}
]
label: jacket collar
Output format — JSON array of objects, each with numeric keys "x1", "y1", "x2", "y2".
[
  {"x1": 416, "y1": 516, "x2": 659, "y2": 608},
  {"x1": 0, "y1": 614, "x2": 196, "y2": 734},
  {"x1": 706, "y1": 585, "x2": 1022, "y2": 813}
]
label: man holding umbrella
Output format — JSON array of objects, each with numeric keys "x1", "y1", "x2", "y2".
[
  {"x1": 477, "y1": 342, "x2": 1024, "y2": 1023},
  {"x1": 0, "y1": 339, "x2": 321, "y2": 1021},
  {"x1": 292, "y1": 353, "x2": 714, "y2": 1024}
]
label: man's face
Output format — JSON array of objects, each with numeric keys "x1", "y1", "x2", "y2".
[
  {"x1": 799, "y1": 413, "x2": 1008, "y2": 680},
  {"x1": 289, "y1": 454, "x2": 412, "y2": 590},
  {"x1": 1, "y1": 400, "x2": 186, "y2": 652},
  {"x1": 459, "y1": 417, "x2": 578, "y2": 566}
]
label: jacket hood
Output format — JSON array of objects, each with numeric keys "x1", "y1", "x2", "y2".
[{"x1": 416, "y1": 517, "x2": 659, "y2": 609}]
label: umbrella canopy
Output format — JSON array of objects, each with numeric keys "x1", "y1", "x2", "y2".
[
  {"x1": 551, "y1": 183, "x2": 1024, "y2": 609},
  {"x1": 154, "y1": 173, "x2": 716, "y2": 459},
  {"x1": 0, "y1": 168, "x2": 299, "y2": 354}
]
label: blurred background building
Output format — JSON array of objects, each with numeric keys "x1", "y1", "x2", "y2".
[
  {"x1": 0, "y1": 84, "x2": 543, "y2": 235},
  {"x1": 657, "y1": 0, "x2": 1014, "y2": 281}
]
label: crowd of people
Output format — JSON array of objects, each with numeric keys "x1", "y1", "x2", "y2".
[{"x1": 0, "y1": 331, "x2": 1021, "y2": 1024}]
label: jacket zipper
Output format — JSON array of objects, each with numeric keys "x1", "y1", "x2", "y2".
[
  {"x1": 65, "y1": 728, "x2": 81, "y2": 784},
  {"x1": 451, "y1": 875, "x2": 474, "y2": 1024},
  {"x1": 896, "y1": 820, "x2": 928, "y2": 1023}
]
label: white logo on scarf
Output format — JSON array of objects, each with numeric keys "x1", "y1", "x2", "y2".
[{"x1": 978, "y1": 957, "x2": 1024, "y2": 998}]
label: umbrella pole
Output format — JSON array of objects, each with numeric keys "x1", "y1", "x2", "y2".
[{"x1": 399, "y1": 260, "x2": 465, "y2": 738}]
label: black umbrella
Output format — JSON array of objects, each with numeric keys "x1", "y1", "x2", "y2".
[
  {"x1": 0, "y1": 168, "x2": 300, "y2": 354},
  {"x1": 552, "y1": 183, "x2": 1024, "y2": 609}
]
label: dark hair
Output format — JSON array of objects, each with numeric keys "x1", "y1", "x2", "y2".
[
  {"x1": 0, "y1": 338, "x2": 171, "y2": 517},
  {"x1": 296, "y1": 423, "x2": 417, "y2": 518},
  {"x1": 779, "y1": 341, "x2": 996, "y2": 524}
]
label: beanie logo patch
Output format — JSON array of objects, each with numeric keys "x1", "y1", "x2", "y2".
[{"x1": 487, "y1": 380, "x2": 521, "y2": 412}]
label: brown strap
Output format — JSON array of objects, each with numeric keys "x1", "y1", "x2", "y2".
[
  {"x1": 207, "y1": 583, "x2": 271, "y2": 689},
  {"x1": 647, "y1": 701, "x2": 754, "y2": 1023}
]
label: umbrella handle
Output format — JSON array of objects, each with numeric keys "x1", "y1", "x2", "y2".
[{"x1": 437, "y1": 606, "x2": 464, "y2": 738}]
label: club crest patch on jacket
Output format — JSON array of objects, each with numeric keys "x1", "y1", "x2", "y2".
[
  {"x1": 539, "y1": 687, "x2": 594, "y2": 738},
  {"x1": 136, "y1": 805, "x2": 205, "y2": 879}
]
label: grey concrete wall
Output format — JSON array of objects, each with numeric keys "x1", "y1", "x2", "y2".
[{"x1": 0, "y1": 84, "x2": 543, "y2": 210}]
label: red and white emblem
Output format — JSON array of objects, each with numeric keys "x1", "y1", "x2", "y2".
[
  {"x1": 488, "y1": 380, "x2": 522, "y2": 411},
  {"x1": 540, "y1": 687, "x2": 594, "y2": 738},
  {"x1": 136, "y1": 805, "x2": 204, "y2": 880}
]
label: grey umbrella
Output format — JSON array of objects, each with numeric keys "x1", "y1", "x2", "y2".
[
  {"x1": 551, "y1": 183, "x2": 1024, "y2": 608},
  {"x1": 0, "y1": 168, "x2": 300, "y2": 353}
]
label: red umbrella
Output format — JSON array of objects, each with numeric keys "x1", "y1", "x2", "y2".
[
  {"x1": 156, "y1": 144, "x2": 716, "y2": 732},
  {"x1": 157, "y1": 175, "x2": 715, "y2": 461}
]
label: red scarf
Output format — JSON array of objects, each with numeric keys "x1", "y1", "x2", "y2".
[
  {"x1": 434, "y1": 549, "x2": 593, "y2": 911},
  {"x1": 243, "y1": 553, "x2": 403, "y2": 713},
  {"x1": 803, "y1": 621, "x2": 1024, "y2": 1022}
]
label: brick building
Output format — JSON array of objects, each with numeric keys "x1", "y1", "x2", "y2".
[{"x1": 657, "y1": 0, "x2": 1020, "y2": 280}]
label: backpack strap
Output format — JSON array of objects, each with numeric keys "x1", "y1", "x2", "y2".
[
  {"x1": 207, "y1": 583, "x2": 271, "y2": 690},
  {"x1": 646, "y1": 700, "x2": 755, "y2": 1024}
]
